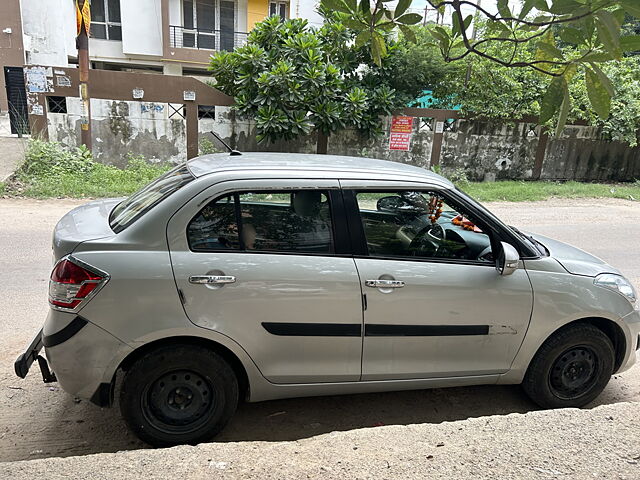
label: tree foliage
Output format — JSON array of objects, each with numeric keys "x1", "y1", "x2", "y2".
[
  {"x1": 321, "y1": 0, "x2": 640, "y2": 135},
  {"x1": 209, "y1": 16, "x2": 399, "y2": 146},
  {"x1": 432, "y1": 37, "x2": 640, "y2": 145}
]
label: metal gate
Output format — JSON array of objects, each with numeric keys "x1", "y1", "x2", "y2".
[{"x1": 4, "y1": 66, "x2": 30, "y2": 135}]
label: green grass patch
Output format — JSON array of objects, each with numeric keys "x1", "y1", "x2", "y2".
[
  {"x1": 7, "y1": 139, "x2": 171, "y2": 198},
  {"x1": 0, "y1": 182, "x2": 5, "y2": 196},
  {"x1": 461, "y1": 180, "x2": 640, "y2": 202},
  {"x1": 18, "y1": 161, "x2": 170, "y2": 198}
]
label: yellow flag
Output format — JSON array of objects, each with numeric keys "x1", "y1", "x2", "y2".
[
  {"x1": 75, "y1": 1, "x2": 82, "y2": 36},
  {"x1": 81, "y1": 0, "x2": 91, "y2": 35}
]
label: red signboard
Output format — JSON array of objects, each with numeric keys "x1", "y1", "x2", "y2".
[
  {"x1": 389, "y1": 132, "x2": 411, "y2": 151},
  {"x1": 390, "y1": 116, "x2": 413, "y2": 133},
  {"x1": 389, "y1": 116, "x2": 413, "y2": 151}
]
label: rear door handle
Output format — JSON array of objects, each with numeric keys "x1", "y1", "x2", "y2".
[
  {"x1": 189, "y1": 275, "x2": 236, "y2": 285},
  {"x1": 365, "y1": 279, "x2": 405, "y2": 288}
]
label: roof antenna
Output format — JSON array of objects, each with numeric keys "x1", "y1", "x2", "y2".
[{"x1": 209, "y1": 130, "x2": 242, "y2": 156}]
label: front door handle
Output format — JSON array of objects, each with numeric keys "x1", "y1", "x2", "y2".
[
  {"x1": 189, "y1": 275, "x2": 236, "y2": 285},
  {"x1": 365, "y1": 279, "x2": 405, "y2": 288}
]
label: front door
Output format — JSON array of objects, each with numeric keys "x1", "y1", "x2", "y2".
[
  {"x1": 344, "y1": 186, "x2": 533, "y2": 380},
  {"x1": 167, "y1": 179, "x2": 363, "y2": 384}
]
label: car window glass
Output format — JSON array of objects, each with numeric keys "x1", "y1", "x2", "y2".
[
  {"x1": 109, "y1": 164, "x2": 194, "y2": 233},
  {"x1": 355, "y1": 191, "x2": 493, "y2": 263},
  {"x1": 188, "y1": 190, "x2": 334, "y2": 254},
  {"x1": 188, "y1": 195, "x2": 239, "y2": 251}
]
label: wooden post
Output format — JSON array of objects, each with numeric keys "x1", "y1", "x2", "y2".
[
  {"x1": 430, "y1": 119, "x2": 444, "y2": 168},
  {"x1": 533, "y1": 128, "x2": 549, "y2": 180},
  {"x1": 77, "y1": 0, "x2": 92, "y2": 151},
  {"x1": 316, "y1": 131, "x2": 328, "y2": 154},
  {"x1": 186, "y1": 102, "x2": 199, "y2": 159}
]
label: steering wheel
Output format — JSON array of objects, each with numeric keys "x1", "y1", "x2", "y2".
[{"x1": 408, "y1": 223, "x2": 446, "y2": 256}]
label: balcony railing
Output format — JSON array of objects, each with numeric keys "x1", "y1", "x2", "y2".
[{"x1": 169, "y1": 25, "x2": 248, "y2": 51}]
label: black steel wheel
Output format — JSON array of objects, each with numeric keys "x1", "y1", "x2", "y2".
[
  {"x1": 120, "y1": 345, "x2": 238, "y2": 447},
  {"x1": 548, "y1": 346, "x2": 600, "y2": 400},
  {"x1": 523, "y1": 323, "x2": 615, "y2": 409}
]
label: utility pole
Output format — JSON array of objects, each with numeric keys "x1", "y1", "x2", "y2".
[{"x1": 76, "y1": 0, "x2": 92, "y2": 151}]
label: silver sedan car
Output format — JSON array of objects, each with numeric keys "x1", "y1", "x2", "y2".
[{"x1": 15, "y1": 153, "x2": 640, "y2": 446}]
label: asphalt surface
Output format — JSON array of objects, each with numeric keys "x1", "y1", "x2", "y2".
[{"x1": 0, "y1": 197, "x2": 639, "y2": 464}]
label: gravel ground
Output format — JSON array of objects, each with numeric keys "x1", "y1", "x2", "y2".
[
  {"x1": 2, "y1": 402, "x2": 639, "y2": 479},
  {"x1": 0, "y1": 197, "x2": 639, "y2": 469}
]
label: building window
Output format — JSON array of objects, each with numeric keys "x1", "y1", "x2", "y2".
[
  {"x1": 91, "y1": 0, "x2": 122, "y2": 41},
  {"x1": 269, "y1": 1, "x2": 288, "y2": 21},
  {"x1": 47, "y1": 96, "x2": 67, "y2": 114},
  {"x1": 198, "y1": 105, "x2": 216, "y2": 119},
  {"x1": 180, "y1": 0, "x2": 236, "y2": 51}
]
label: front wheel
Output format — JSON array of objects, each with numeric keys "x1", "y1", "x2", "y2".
[
  {"x1": 120, "y1": 344, "x2": 238, "y2": 447},
  {"x1": 522, "y1": 324, "x2": 615, "y2": 409}
]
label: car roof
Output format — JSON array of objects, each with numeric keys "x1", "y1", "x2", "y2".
[{"x1": 187, "y1": 152, "x2": 453, "y2": 187}]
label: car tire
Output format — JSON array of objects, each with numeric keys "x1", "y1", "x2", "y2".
[
  {"x1": 120, "y1": 344, "x2": 238, "y2": 447},
  {"x1": 522, "y1": 323, "x2": 615, "y2": 409}
]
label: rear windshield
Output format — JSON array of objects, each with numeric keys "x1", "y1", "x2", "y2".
[{"x1": 109, "y1": 164, "x2": 194, "y2": 233}]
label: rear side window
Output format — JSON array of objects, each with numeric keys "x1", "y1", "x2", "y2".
[
  {"x1": 188, "y1": 190, "x2": 334, "y2": 254},
  {"x1": 109, "y1": 165, "x2": 193, "y2": 233}
]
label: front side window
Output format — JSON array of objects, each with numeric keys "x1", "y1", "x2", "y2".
[
  {"x1": 91, "y1": 0, "x2": 122, "y2": 41},
  {"x1": 188, "y1": 190, "x2": 334, "y2": 254},
  {"x1": 355, "y1": 191, "x2": 494, "y2": 263}
]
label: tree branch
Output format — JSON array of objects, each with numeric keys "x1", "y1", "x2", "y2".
[{"x1": 426, "y1": 0, "x2": 614, "y2": 27}]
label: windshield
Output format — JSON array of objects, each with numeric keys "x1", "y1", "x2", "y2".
[{"x1": 109, "y1": 164, "x2": 194, "y2": 233}]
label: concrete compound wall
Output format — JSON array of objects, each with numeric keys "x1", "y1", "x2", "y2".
[{"x1": 46, "y1": 104, "x2": 640, "y2": 181}]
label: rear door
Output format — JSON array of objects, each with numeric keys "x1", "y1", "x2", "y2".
[{"x1": 167, "y1": 178, "x2": 364, "y2": 384}]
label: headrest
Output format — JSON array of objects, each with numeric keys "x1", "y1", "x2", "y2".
[{"x1": 292, "y1": 191, "x2": 322, "y2": 217}]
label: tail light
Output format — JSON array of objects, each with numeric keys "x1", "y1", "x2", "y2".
[{"x1": 49, "y1": 256, "x2": 108, "y2": 311}]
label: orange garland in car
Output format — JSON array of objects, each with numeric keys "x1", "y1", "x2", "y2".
[
  {"x1": 452, "y1": 215, "x2": 483, "y2": 233},
  {"x1": 428, "y1": 197, "x2": 444, "y2": 224}
]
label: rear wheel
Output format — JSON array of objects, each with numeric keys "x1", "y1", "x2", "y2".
[
  {"x1": 120, "y1": 345, "x2": 238, "y2": 447},
  {"x1": 522, "y1": 324, "x2": 615, "y2": 408}
]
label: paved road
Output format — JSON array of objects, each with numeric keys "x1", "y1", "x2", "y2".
[{"x1": 0, "y1": 198, "x2": 638, "y2": 463}]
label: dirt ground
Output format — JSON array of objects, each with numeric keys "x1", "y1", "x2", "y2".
[
  {"x1": 2, "y1": 402, "x2": 640, "y2": 479},
  {"x1": 0, "y1": 197, "x2": 639, "y2": 464}
]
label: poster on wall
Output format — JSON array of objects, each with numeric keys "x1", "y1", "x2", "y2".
[
  {"x1": 25, "y1": 67, "x2": 48, "y2": 93},
  {"x1": 389, "y1": 116, "x2": 414, "y2": 151}
]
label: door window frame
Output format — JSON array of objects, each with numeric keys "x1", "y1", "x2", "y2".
[
  {"x1": 186, "y1": 188, "x2": 352, "y2": 256},
  {"x1": 343, "y1": 188, "x2": 512, "y2": 266}
]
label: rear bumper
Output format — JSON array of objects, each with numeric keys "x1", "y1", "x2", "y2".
[
  {"x1": 14, "y1": 329, "x2": 56, "y2": 383},
  {"x1": 16, "y1": 310, "x2": 133, "y2": 404}
]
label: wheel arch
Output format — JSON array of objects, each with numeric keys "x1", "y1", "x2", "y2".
[
  {"x1": 97, "y1": 336, "x2": 251, "y2": 408},
  {"x1": 535, "y1": 317, "x2": 627, "y2": 373}
]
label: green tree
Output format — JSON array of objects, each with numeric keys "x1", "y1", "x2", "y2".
[
  {"x1": 380, "y1": 26, "x2": 459, "y2": 106},
  {"x1": 209, "y1": 16, "x2": 398, "y2": 153},
  {"x1": 321, "y1": 0, "x2": 640, "y2": 135},
  {"x1": 432, "y1": 39, "x2": 640, "y2": 145}
]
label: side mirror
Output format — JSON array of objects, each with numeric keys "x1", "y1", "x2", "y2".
[{"x1": 496, "y1": 242, "x2": 520, "y2": 276}]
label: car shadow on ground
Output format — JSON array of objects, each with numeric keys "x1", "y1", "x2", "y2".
[{"x1": 9, "y1": 377, "x2": 629, "y2": 462}]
